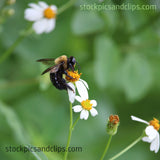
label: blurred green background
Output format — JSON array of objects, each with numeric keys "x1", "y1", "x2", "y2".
[{"x1": 0, "y1": 0, "x2": 160, "y2": 159}]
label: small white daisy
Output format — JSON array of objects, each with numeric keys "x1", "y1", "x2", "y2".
[
  {"x1": 131, "y1": 115, "x2": 160, "y2": 153},
  {"x1": 73, "y1": 88, "x2": 98, "y2": 120},
  {"x1": 65, "y1": 71, "x2": 89, "y2": 103},
  {"x1": 24, "y1": 1, "x2": 57, "y2": 34}
]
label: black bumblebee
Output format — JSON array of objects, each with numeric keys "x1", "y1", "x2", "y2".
[{"x1": 37, "y1": 55, "x2": 77, "y2": 91}]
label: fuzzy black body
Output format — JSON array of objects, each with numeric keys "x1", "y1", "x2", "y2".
[
  {"x1": 50, "y1": 67, "x2": 68, "y2": 90},
  {"x1": 37, "y1": 55, "x2": 76, "y2": 91}
]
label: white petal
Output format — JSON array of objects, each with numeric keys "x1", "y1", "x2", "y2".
[
  {"x1": 142, "y1": 136, "x2": 152, "y2": 143},
  {"x1": 72, "y1": 105, "x2": 82, "y2": 113},
  {"x1": 45, "y1": 19, "x2": 56, "y2": 33},
  {"x1": 131, "y1": 116, "x2": 149, "y2": 125},
  {"x1": 90, "y1": 100, "x2": 97, "y2": 107},
  {"x1": 145, "y1": 126, "x2": 157, "y2": 140},
  {"x1": 75, "y1": 96, "x2": 83, "y2": 103},
  {"x1": 50, "y1": 5, "x2": 57, "y2": 12},
  {"x1": 154, "y1": 133, "x2": 159, "y2": 153},
  {"x1": 150, "y1": 133, "x2": 159, "y2": 153},
  {"x1": 80, "y1": 110, "x2": 89, "y2": 120},
  {"x1": 38, "y1": 1, "x2": 48, "y2": 9},
  {"x1": 90, "y1": 108, "x2": 98, "y2": 117},
  {"x1": 156, "y1": 133, "x2": 159, "y2": 153},
  {"x1": 79, "y1": 78, "x2": 89, "y2": 89},
  {"x1": 67, "y1": 83, "x2": 75, "y2": 103},
  {"x1": 143, "y1": 127, "x2": 160, "y2": 153},
  {"x1": 28, "y1": 3, "x2": 43, "y2": 11},
  {"x1": 24, "y1": 8, "x2": 43, "y2": 21},
  {"x1": 33, "y1": 19, "x2": 48, "y2": 34},
  {"x1": 75, "y1": 81, "x2": 88, "y2": 100}
]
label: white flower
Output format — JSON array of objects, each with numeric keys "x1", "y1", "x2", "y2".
[
  {"x1": 65, "y1": 70, "x2": 89, "y2": 103},
  {"x1": 67, "y1": 78, "x2": 89, "y2": 103},
  {"x1": 24, "y1": 1, "x2": 57, "y2": 34},
  {"x1": 131, "y1": 115, "x2": 160, "y2": 153},
  {"x1": 72, "y1": 88, "x2": 98, "y2": 120}
]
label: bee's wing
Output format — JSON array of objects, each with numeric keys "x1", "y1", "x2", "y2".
[
  {"x1": 41, "y1": 63, "x2": 63, "y2": 75},
  {"x1": 37, "y1": 58, "x2": 55, "y2": 65}
]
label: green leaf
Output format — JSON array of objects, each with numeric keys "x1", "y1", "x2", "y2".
[
  {"x1": 122, "y1": 53, "x2": 153, "y2": 101},
  {"x1": 94, "y1": 35, "x2": 120, "y2": 89},
  {"x1": 0, "y1": 101, "x2": 29, "y2": 144},
  {"x1": 72, "y1": 10, "x2": 105, "y2": 35},
  {"x1": 130, "y1": 29, "x2": 159, "y2": 56},
  {"x1": 25, "y1": 145, "x2": 48, "y2": 160},
  {"x1": 0, "y1": 101, "x2": 49, "y2": 160},
  {"x1": 124, "y1": 0, "x2": 150, "y2": 31}
]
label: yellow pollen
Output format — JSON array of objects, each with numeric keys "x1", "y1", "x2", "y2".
[
  {"x1": 149, "y1": 118, "x2": 160, "y2": 131},
  {"x1": 81, "y1": 99, "x2": 92, "y2": 111},
  {"x1": 65, "y1": 70, "x2": 82, "y2": 82},
  {"x1": 44, "y1": 7, "x2": 56, "y2": 19}
]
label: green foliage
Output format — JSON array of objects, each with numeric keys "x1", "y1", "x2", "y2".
[
  {"x1": 72, "y1": 10, "x2": 105, "y2": 35},
  {"x1": 0, "y1": 0, "x2": 160, "y2": 160},
  {"x1": 121, "y1": 53, "x2": 153, "y2": 101},
  {"x1": 94, "y1": 35, "x2": 120, "y2": 89},
  {"x1": 0, "y1": 101, "x2": 49, "y2": 160},
  {"x1": 0, "y1": 101, "x2": 28, "y2": 144}
]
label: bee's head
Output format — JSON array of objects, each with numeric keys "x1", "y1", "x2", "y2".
[{"x1": 68, "y1": 56, "x2": 76, "y2": 71}]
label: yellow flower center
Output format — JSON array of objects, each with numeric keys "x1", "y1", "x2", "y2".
[
  {"x1": 44, "y1": 7, "x2": 56, "y2": 19},
  {"x1": 81, "y1": 99, "x2": 92, "y2": 111},
  {"x1": 149, "y1": 118, "x2": 160, "y2": 131},
  {"x1": 65, "y1": 70, "x2": 82, "y2": 82}
]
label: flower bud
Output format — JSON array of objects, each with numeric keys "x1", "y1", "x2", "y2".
[
  {"x1": 106, "y1": 115, "x2": 120, "y2": 135},
  {"x1": 6, "y1": 9, "x2": 15, "y2": 16},
  {"x1": 6, "y1": 0, "x2": 16, "y2": 5}
]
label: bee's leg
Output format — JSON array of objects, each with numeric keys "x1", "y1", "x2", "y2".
[
  {"x1": 71, "y1": 65, "x2": 74, "y2": 71},
  {"x1": 68, "y1": 63, "x2": 75, "y2": 71},
  {"x1": 61, "y1": 77, "x2": 75, "y2": 92},
  {"x1": 65, "y1": 83, "x2": 75, "y2": 93},
  {"x1": 64, "y1": 71, "x2": 74, "y2": 79}
]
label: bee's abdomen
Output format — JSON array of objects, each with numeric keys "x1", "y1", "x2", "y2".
[{"x1": 50, "y1": 72, "x2": 67, "y2": 90}]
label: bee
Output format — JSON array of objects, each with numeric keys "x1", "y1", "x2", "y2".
[{"x1": 37, "y1": 55, "x2": 77, "y2": 92}]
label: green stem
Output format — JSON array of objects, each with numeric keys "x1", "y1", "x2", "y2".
[
  {"x1": 0, "y1": 34, "x2": 25, "y2": 64},
  {"x1": 0, "y1": 24, "x2": 32, "y2": 64},
  {"x1": 0, "y1": 0, "x2": 76, "y2": 64},
  {"x1": 72, "y1": 116, "x2": 80, "y2": 130},
  {"x1": 63, "y1": 103, "x2": 80, "y2": 160},
  {"x1": 100, "y1": 135, "x2": 112, "y2": 160},
  {"x1": 57, "y1": 0, "x2": 76, "y2": 15},
  {"x1": 109, "y1": 135, "x2": 143, "y2": 160},
  {"x1": 63, "y1": 102, "x2": 73, "y2": 160}
]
